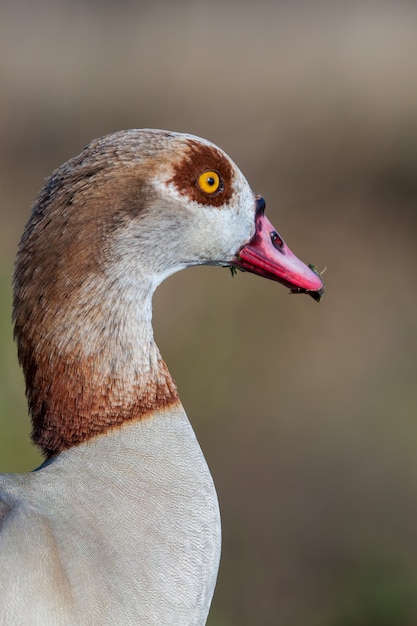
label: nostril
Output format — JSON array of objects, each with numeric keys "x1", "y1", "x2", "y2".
[{"x1": 271, "y1": 231, "x2": 285, "y2": 253}]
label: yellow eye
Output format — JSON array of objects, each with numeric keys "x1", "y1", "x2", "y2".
[{"x1": 197, "y1": 171, "x2": 222, "y2": 195}]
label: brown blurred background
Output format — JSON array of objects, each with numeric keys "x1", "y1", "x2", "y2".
[{"x1": 1, "y1": 1, "x2": 417, "y2": 624}]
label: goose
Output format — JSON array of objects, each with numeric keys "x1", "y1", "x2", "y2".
[{"x1": 0, "y1": 129, "x2": 324, "y2": 625}]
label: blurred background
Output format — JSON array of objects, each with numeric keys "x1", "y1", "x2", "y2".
[{"x1": 1, "y1": 0, "x2": 417, "y2": 624}]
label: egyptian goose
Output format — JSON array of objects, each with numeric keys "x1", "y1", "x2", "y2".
[{"x1": 0, "y1": 129, "x2": 323, "y2": 625}]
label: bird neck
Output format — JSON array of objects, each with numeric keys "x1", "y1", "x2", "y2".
[{"x1": 15, "y1": 274, "x2": 179, "y2": 457}]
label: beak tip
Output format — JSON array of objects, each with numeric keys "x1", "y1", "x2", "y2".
[
  {"x1": 309, "y1": 285, "x2": 325, "y2": 302},
  {"x1": 290, "y1": 281, "x2": 325, "y2": 302}
]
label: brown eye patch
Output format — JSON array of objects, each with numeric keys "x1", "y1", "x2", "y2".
[{"x1": 167, "y1": 140, "x2": 233, "y2": 207}]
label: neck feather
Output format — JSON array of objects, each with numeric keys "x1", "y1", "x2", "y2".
[{"x1": 14, "y1": 274, "x2": 179, "y2": 457}]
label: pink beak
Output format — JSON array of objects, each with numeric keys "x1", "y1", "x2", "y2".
[{"x1": 231, "y1": 196, "x2": 324, "y2": 302}]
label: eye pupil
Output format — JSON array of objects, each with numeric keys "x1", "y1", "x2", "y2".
[{"x1": 207, "y1": 177, "x2": 215, "y2": 186}]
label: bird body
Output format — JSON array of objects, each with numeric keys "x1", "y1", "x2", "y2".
[
  {"x1": 0, "y1": 129, "x2": 323, "y2": 625},
  {"x1": 0, "y1": 408, "x2": 220, "y2": 625}
]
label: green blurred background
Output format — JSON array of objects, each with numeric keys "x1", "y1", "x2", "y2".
[{"x1": 1, "y1": 1, "x2": 417, "y2": 624}]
